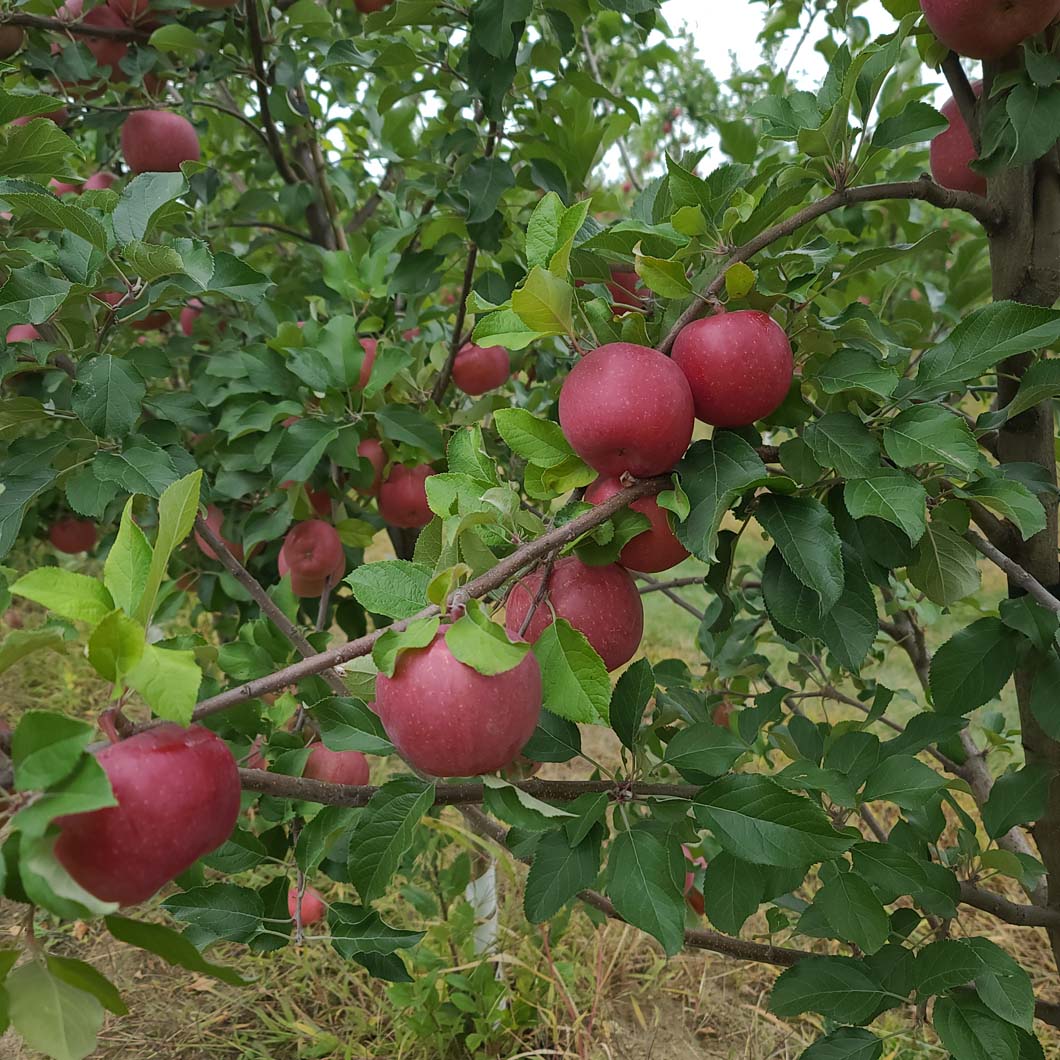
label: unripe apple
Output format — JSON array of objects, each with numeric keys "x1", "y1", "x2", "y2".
[
  {"x1": 930, "y1": 86, "x2": 987, "y2": 197},
  {"x1": 920, "y1": 0, "x2": 1060, "y2": 60},
  {"x1": 288, "y1": 885, "x2": 326, "y2": 925},
  {"x1": 355, "y1": 438, "x2": 386, "y2": 496},
  {"x1": 558, "y1": 342, "x2": 694, "y2": 477},
  {"x1": 57, "y1": 0, "x2": 128, "y2": 75},
  {"x1": 356, "y1": 337, "x2": 377, "y2": 389},
  {"x1": 194, "y1": 504, "x2": 244, "y2": 563},
  {"x1": 6, "y1": 324, "x2": 41, "y2": 343},
  {"x1": 180, "y1": 298, "x2": 203, "y2": 336},
  {"x1": 452, "y1": 343, "x2": 510, "y2": 395},
  {"x1": 54, "y1": 724, "x2": 240, "y2": 905},
  {"x1": 278, "y1": 520, "x2": 345, "y2": 597},
  {"x1": 82, "y1": 171, "x2": 117, "y2": 192},
  {"x1": 504, "y1": 556, "x2": 644, "y2": 671},
  {"x1": 606, "y1": 266, "x2": 643, "y2": 312},
  {"x1": 374, "y1": 624, "x2": 542, "y2": 777},
  {"x1": 120, "y1": 110, "x2": 201, "y2": 174},
  {"x1": 49, "y1": 517, "x2": 97, "y2": 554},
  {"x1": 584, "y1": 476, "x2": 689, "y2": 573},
  {"x1": 303, "y1": 744, "x2": 370, "y2": 785},
  {"x1": 0, "y1": 25, "x2": 24, "y2": 59},
  {"x1": 672, "y1": 311, "x2": 794, "y2": 428},
  {"x1": 378, "y1": 464, "x2": 436, "y2": 528}
]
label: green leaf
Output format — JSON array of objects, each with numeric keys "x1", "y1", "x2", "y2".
[
  {"x1": 844, "y1": 471, "x2": 927, "y2": 545},
  {"x1": 770, "y1": 956, "x2": 886, "y2": 1024},
  {"x1": 933, "y1": 993, "x2": 1021, "y2": 1060},
  {"x1": 861, "y1": 755, "x2": 948, "y2": 810},
  {"x1": 663, "y1": 722, "x2": 747, "y2": 783},
  {"x1": 524, "y1": 828, "x2": 601, "y2": 922},
  {"x1": 907, "y1": 522, "x2": 981, "y2": 605},
  {"x1": 701, "y1": 852, "x2": 765, "y2": 935},
  {"x1": 125, "y1": 643, "x2": 201, "y2": 725},
  {"x1": 850, "y1": 842, "x2": 926, "y2": 903},
  {"x1": 757, "y1": 495, "x2": 845, "y2": 611},
  {"x1": 45, "y1": 956, "x2": 126, "y2": 1016},
  {"x1": 512, "y1": 267, "x2": 573, "y2": 334},
  {"x1": 161, "y1": 884, "x2": 264, "y2": 943},
  {"x1": 345, "y1": 560, "x2": 432, "y2": 619},
  {"x1": 87, "y1": 610, "x2": 144, "y2": 684},
  {"x1": 10, "y1": 569, "x2": 114, "y2": 625},
  {"x1": 313, "y1": 697, "x2": 394, "y2": 756},
  {"x1": 93, "y1": 438, "x2": 179, "y2": 498},
  {"x1": 0, "y1": 626, "x2": 66, "y2": 676},
  {"x1": 348, "y1": 777, "x2": 435, "y2": 904},
  {"x1": 327, "y1": 903, "x2": 424, "y2": 957},
  {"x1": 694, "y1": 775, "x2": 855, "y2": 867},
  {"x1": 148, "y1": 23, "x2": 202, "y2": 56},
  {"x1": 955, "y1": 479, "x2": 1046, "y2": 541},
  {"x1": 0, "y1": 263, "x2": 71, "y2": 334},
  {"x1": 12, "y1": 711, "x2": 93, "y2": 792},
  {"x1": 997, "y1": 357, "x2": 1060, "y2": 423},
  {"x1": 7, "y1": 959, "x2": 104, "y2": 1060},
  {"x1": 799, "y1": 1028, "x2": 883, "y2": 1060},
  {"x1": 0, "y1": 120, "x2": 80, "y2": 182},
  {"x1": 105, "y1": 916, "x2": 248, "y2": 986},
  {"x1": 446, "y1": 599, "x2": 529, "y2": 676},
  {"x1": 883, "y1": 406, "x2": 979, "y2": 473},
  {"x1": 636, "y1": 254, "x2": 692, "y2": 298},
  {"x1": 272, "y1": 420, "x2": 340, "y2": 487},
  {"x1": 494, "y1": 408, "x2": 576, "y2": 468},
  {"x1": 803, "y1": 413, "x2": 881, "y2": 479},
  {"x1": 206, "y1": 252, "x2": 272, "y2": 302},
  {"x1": 814, "y1": 871, "x2": 889, "y2": 954},
  {"x1": 0, "y1": 178, "x2": 107, "y2": 251},
  {"x1": 871, "y1": 100, "x2": 947, "y2": 149},
  {"x1": 461, "y1": 156, "x2": 515, "y2": 223},
  {"x1": 930, "y1": 618, "x2": 1020, "y2": 715},
  {"x1": 12, "y1": 755, "x2": 116, "y2": 839},
  {"x1": 982, "y1": 764, "x2": 1052, "y2": 839},
  {"x1": 963, "y1": 937, "x2": 1035, "y2": 1032},
  {"x1": 677, "y1": 434, "x2": 767, "y2": 562},
  {"x1": 104, "y1": 498, "x2": 152, "y2": 616},
  {"x1": 610, "y1": 657, "x2": 654, "y2": 751},
  {"x1": 112, "y1": 172, "x2": 188, "y2": 245},
  {"x1": 532, "y1": 618, "x2": 611, "y2": 724},
  {"x1": 372, "y1": 616, "x2": 440, "y2": 678},
  {"x1": 124, "y1": 241, "x2": 184, "y2": 282},
  {"x1": 374, "y1": 405, "x2": 444, "y2": 460},
  {"x1": 606, "y1": 829, "x2": 685, "y2": 956},
  {"x1": 816, "y1": 349, "x2": 899, "y2": 398}
]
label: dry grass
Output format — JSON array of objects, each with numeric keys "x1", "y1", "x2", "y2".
[{"x1": 0, "y1": 531, "x2": 1057, "y2": 1059}]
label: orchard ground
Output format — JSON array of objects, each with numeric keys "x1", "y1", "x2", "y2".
[{"x1": 1, "y1": 523, "x2": 1053, "y2": 1060}]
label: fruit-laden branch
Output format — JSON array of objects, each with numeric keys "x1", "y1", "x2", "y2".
[
  {"x1": 132, "y1": 476, "x2": 671, "y2": 733},
  {"x1": 191, "y1": 515, "x2": 349, "y2": 699},
  {"x1": 0, "y1": 11, "x2": 149, "y2": 41},
  {"x1": 660, "y1": 180, "x2": 1006, "y2": 355},
  {"x1": 245, "y1": 0, "x2": 299, "y2": 187},
  {"x1": 238, "y1": 769, "x2": 700, "y2": 805},
  {"x1": 966, "y1": 530, "x2": 1060, "y2": 614},
  {"x1": 430, "y1": 243, "x2": 479, "y2": 404}
]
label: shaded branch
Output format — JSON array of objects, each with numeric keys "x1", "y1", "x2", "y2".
[
  {"x1": 0, "y1": 11, "x2": 148, "y2": 41},
  {"x1": 660, "y1": 180, "x2": 1006, "y2": 355},
  {"x1": 966, "y1": 530, "x2": 1060, "y2": 614},
  {"x1": 941, "y1": 53, "x2": 980, "y2": 147},
  {"x1": 245, "y1": 0, "x2": 299, "y2": 186},
  {"x1": 960, "y1": 881, "x2": 1060, "y2": 929},
  {"x1": 635, "y1": 573, "x2": 705, "y2": 621},
  {"x1": 430, "y1": 244, "x2": 478, "y2": 404},
  {"x1": 212, "y1": 220, "x2": 316, "y2": 244},
  {"x1": 637, "y1": 576, "x2": 706, "y2": 595}
]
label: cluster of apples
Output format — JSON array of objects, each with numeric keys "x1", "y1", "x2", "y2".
[{"x1": 925, "y1": 0, "x2": 1060, "y2": 196}]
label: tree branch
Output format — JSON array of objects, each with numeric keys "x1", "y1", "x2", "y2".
[
  {"x1": 580, "y1": 26, "x2": 642, "y2": 193},
  {"x1": 635, "y1": 573, "x2": 705, "y2": 621},
  {"x1": 636, "y1": 575, "x2": 706, "y2": 595},
  {"x1": 0, "y1": 11, "x2": 148, "y2": 41},
  {"x1": 430, "y1": 243, "x2": 478, "y2": 404},
  {"x1": 966, "y1": 530, "x2": 1060, "y2": 614},
  {"x1": 245, "y1": 0, "x2": 299, "y2": 186},
  {"x1": 941, "y1": 52, "x2": 980, "y2": 147},
  {"x1": 960, "y1": 881, "x2": 1060, "y2": 929},
  {"x1": 660, "y1": 180, "x2": 1006, "y2": 355}
]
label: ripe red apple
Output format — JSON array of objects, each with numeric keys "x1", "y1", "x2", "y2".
[
  {"x1": 378, "y1": 464, "x2": 436, "y2": 528},
  {"x1": 355, "y1": 438, "x2": 386, "y2": 495},
  {"x1": 0, "y1": 25, "x2": 24, "y2": 59},
  {"x1": 55, "y1": 724, "x2": 240, "y2": 905},
  {"x1": 305, "y1": 486, "x2": 331, "y2": 518},
  {"x1": 504, "y1": 556, "x2": 644, "y2": 671},
  {"x1": 606, "y1": 266, "x2": 644, "y2": 312},
  {"x1": 82, "y1": 171, "x2": 117, "y2": 192},
  {"x1": 245, "y1": 735, "x2": 267, "y2": 771},
  {"x1": 57, "y1": 0, "x2": 128, "y2": 76},
  {"x1": 49, "y1": 517, "x2": 97, "y2": 554},
  {"x1": 920, "y1": 0, "x2": 1060, "y2": 59},
  {"x1": 278, "y1": 520, "x2": 345, "y2": 597},
  {"x1": 584, "y1": 476, "x2": 689, "y2": 573},
  {"x1": 6, "y1": 324, "x2": 41, "y2": 343},
  {"x1": 355, "y1": 0, "x2": 393, "y2": 11},
  {"x1": 558, "y1": 343, "x2": 694, "y2": 477},
  {"x1": 180, "y1": 298, "x2": 203, "y2": 336},
  {"x1": 682, "y1": 844, "x2": 707, "y2": 916},
  {"x1": 356, "y1": 337, "x2": 377, "y2": 389},
  {"x1": 3, "y1": 608, "x2": 23, "y2": 629},
  {"x1": 374, "y1": 624, "x2": 542, "y2": 777},
  {"x1": 712, "y1": 701, "x2": 735, "y2": 728},
  {"x1": 288, "y1": 885, "x2": 326, "y2": 925},
  {"x1": 107, "y1": 0, "x2": 154, "y2": 22},
  {"x1": 452, "y1": 344, "x2": 510, "y2": 396},
  {"x1": 12, "y1": 108, "x2": 68, "y2": 128},
  {"x1": 672, "y1": 311, "x2": 794, "y2": 428},
  {"x1": 303, "y1": 744, "x2": 370, "y2": 785},
  {"x1": 194, "y1": 504, "x2": 244, "y2": 563},
  {"x1": 930, "y1": 86, "x2": 987, "y2": 197},
  {"x1": 120, "y1": 110, "x2": 201, "y2": 174},
  {"x1": 49, "y1": 178, "x2": 79, "y2": 197}
]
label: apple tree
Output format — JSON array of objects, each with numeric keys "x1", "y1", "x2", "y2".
[{"x1": 1, "y1": 0, "x2": 1060, "y2": 1056}]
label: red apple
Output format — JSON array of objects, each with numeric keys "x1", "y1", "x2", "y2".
[
  {"x1": 712, "y1": 701, "x2": 735, "y2": 728},
  {"x1": 55, "y1": 724, "x2": 240, "y2": 905},
  {"x1": 378, "y1": 464, "x2": 436, "y2": 528},
  {"x1": 303, "y1": 744, "x2": 370, "y2": 785},
  {"x1": 672, "y1": 311, "x2": 794, "y2": 428},
  {"x1": 6, "y1": 324, "x2": 41, "y2": 343},
  {"x1": 356, "y1": 337, "x2": 377, "y2": 390},
  {"x1": 558, "y1": 342, "x2": 694, "y2": 477},
  {"x1": 288, "y1": 885, "x2": 326, "y2": 925},
  {"x1": 96, "y1": 290, "x2": 170, "y2": 330},
  {"x1": 57, "y1": 0, "x2": 128, "y2": 76},
  {"x1": 504, "y1": 556, "x2": 644, "y2": 671},
  {"x1": 920, "y1": 0, "x2": 1060, "y2": 60},
  {"x1": 12, "y1": 109, "x2": 68, "y2": 128},
  {"x1": 930, "y1": 86, "x2": 987, "y2": 197},
  {"x1": 584, "y1": 476, "x2": 689, "y2": 573},
  {"x1": 3, "y1": 608, "x2": 23, "y2": 629},
  {"x1": 355, "y1": 438, "x2": 386, "y2": 496},
  {"x1": 374, "y1": 624, "x2": 542, "y2": 777},
  {"x1": 0, "y1": 25, "x2": 24, "y2": 59},
  {"x1": 194, "y1": 504, "x2": 244, "y2": 563},
  {"x1": 452, "y1": 344, "x2": 510, "y2": 396},
  {"x1": 245, "y1": 735, "x2": 267, "y2": 771},
  {"x1": 49, "y1": 517, "x2": 97, "y2": 554},
  {"x1": 305, "y1": 486, "x2": 331, "y2": 518},
  {"x1": 82, "y1": 171, "x2": 117, "y2": 192},
  {"x1": 606, "y1": 266, "x2": 644, "y2": 312},
  {"x1": 682, "y1": 844, "x2": 707, "y2": 916},
  {"x1": 355, "y1": 0, "x2": 393, "y2": 11},
  {"x1": 49, "y1": 178, "x2": 79, "y2": 197},
  {"x1": 120, "y1": 110, "x2": 201, "y2": 174},
  {"x1": 180, "y1": 299, "x2": 203, "y2": 337},
  {"x1": 107, "y1": 0, "x2": 154, "y2": 22},
  {"x1": 278, "y1": 520, "x2": 345, "y2": 597}
]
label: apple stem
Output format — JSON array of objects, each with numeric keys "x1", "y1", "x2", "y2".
[{"x1": 98, "y1": 707, "x2": 130, "y2": 745}]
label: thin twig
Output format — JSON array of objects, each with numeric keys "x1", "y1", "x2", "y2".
[
  {"x1": 0, "y1": 10, "x2": 147, "y2": 41},
  {"x1": 635, "y1": 573, "x2": 705, "y2": 621},
  {"x1": 941, "y1": 52, "x2": 980, "y2": 147},
  {"x1": 430, "y1": 244, "x2": 479, "y2": 404},
  {"x1": 580, "y1": 26, "x2": 642, "y2": 193},
  {"x1": 245, "y1": 0, "x2": 299, "y2": 185},
  {"x1": 966, "y1": 530, "x2": 1060, "y2": 614}
]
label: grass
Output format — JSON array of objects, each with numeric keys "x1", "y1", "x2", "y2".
[{"x1": 0, "y1": 526, "x2": 1052, "y2": 1059}]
